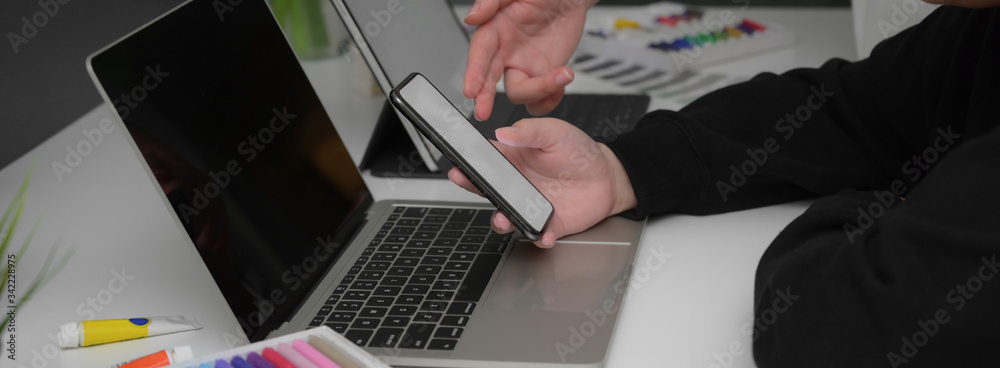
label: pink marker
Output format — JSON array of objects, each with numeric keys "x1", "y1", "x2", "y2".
[
  {"x1": 276, "y1": 343, "x2": 319, "y2": 368},
  {"x1": 292, "y1": 339, "x2": 342, "y2": 368}
]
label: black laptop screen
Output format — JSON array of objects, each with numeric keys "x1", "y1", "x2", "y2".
[{"x1": 90, "y1": 0, "x2": 374, "y2": 341}]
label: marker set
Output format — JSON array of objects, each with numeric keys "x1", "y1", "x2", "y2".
[
  {"x1": 571, "y1": 2, "x2": 794, "y2": 107},
  {"x1": 169, "y1": 327, "x2": 390, "y2": 368}
]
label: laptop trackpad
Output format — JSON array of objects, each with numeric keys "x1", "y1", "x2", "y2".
[{"x1": 486, "y1": 240, "x2": 633, "y2": 312}]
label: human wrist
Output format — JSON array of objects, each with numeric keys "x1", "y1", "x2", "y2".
[{"x1": 599, "y1": 143, "x2": 637, "y2": 216}]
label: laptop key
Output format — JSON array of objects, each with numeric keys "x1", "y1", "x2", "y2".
[
  {"x1": 456, "y1": 244, "x2": 479, "y2": 252},
  {"x1": 424, "y1": 215, "x2": 448, "y2": 223},
  {"x1": 444, "y1": 222, "x2": 466, "y2": 230},
  {"x1": 365, "y1": 261, "x2": 392, "y2": 271},
  {"x1": 465, "y1": 227, "x2": 489, "y2": 235},
  {"x1": 397, "y1": 218, "x2": 420, "y2": 226},
  {"x1": 421, "y1": 301, "x2": 448, "y2": 312},
  {"x1": 351, "y1": 281, "x2": 377, "y2": 290},
  {"x1": 426, "y1": 247, "x2": 451, "y2": 256},
  {"x1": 450, "y1": 209, "x2": 475, "y2": 222},
  {"x1": 388, "y1": 266, "x2": 413, "y2": 277},
  {"x1": 358, "y1": 271, "x2": 385, "y2": 280},
  {"x1": 327, "y1": 312, "x2": 356, "y2": 323},
  {"x1": 380, "y1": 276, "x2": 407, "y2": 286},
  {"x1": 410, "y1": 275, "x2": 435, "y2": 284},
  {"x1": 394, "y1": 258, "x2": 419, "y2": 267},
  {"x1": 433, "y1": 281, "x2": 459, "y2": 290},
  {"x1": 333, "y1": 284, "x2": 349, "y2": 294},
  {"x1": 335, "y1": 301, "x2": 363, "y2": 311},
  {"x1": 343, "y1": 290, "x2": 370, "y2": 300},
  {"x1": 309, "y1": 316, "x2": 324, "y2": 327},
  {"x1": 415, "y1": 266, "x2": 442, "y2": 275},
  {"x1": 472, "y1": 210, "x2": 492, "y2": 226},
  {"x1": 372, "y1": 253, "x2": 396, "y2": 261},
  {"x1": 413, "y1": 231, "x2": 437, "y2": 240},
  {"x1": 441, "y1": 315, "x2": 468, "y2": 326},
  {"x1": 378, "y1": 243, "x2": 402, "y2": 252},
  {"x1": 428, "y1": 339, "x2": 458, "y2": 350},
  {"x1": 383, "y1": 316, "x2": 410, "y2": 327},
  {"x1": 406, "y1": 240, "x2": 431, "y2": 248},
  {"x1": 438, "y1": 230, "x2": 463, "y2": 239},
  {"x1": 374, "y1": 286, "x2": 401, "y2": 296},
  {"x1": 455, "y1": 253, "x2": 502, "y2": 302},
  {"x1": 460, "y1": 235, "x2": 486, "y2": 243},
  {"x1": 367, "y1": 296, "x2": 394, "y2": 307},
  {"x1": 325, "y1": 323, "x2": 349, "y2": 333},
  {"x1": 440, "y1": 271, "x2": 465, "y2": 280},
  {"x1": 433, "y1": 239, "x2": 457, "y2": 247},
  {"x1": 385, "y1": 235, "x2": 408, "y2": 243},
  {"x1": 418, "y1": 223, "x2": 442, "y2": 232},
  {"x1": 447, "y1": 302, "x2": 476, "y2": 315},
  {"x1": 352, "y1": 319, "x2": 380, "y2": 329},
  {"x1": 401, "y1": 249, "x2": 425, "y2": 257},
  {"x1": 361, "y1": 247, "x2": 375, "y2": 256},
  {"x1": 369, "y1": 328, "x2": 404, "y2": 348},
  {"x1": 325, "y1": 295, "x2": 341, "y2": 304},
  {"x1": 449, "y1": 253, "x2": 475, "y2": 262},
  {"x1": 422, "y1": 256, "x2": 447, "y2": 265},
  {"x1": 317, "y1": 305, "x2": 333, "y2": 316},
  {"x1": 481, "y1": 242, "x2": 507, "y2": 253},
  {"x1": 399, "y1": 324, "x2": 435, "y2": 349},
  {"x1": 393, "y1": 206, "x2": 405, "y2": 213},
  {"x1": 402, "y1": 207, "x2": 428, "y2": 218},
  {"x1": 427, "y1": 291, "x2": 454, "y2": 301},
  {"x1": 345, "y1": 329, "x2": 373, "y2": 346},
  {"x1": 435, "y1": 327, "x2": 464, "y2": 339},
  {"x1": 398, "y1": 295, "x2": 423, "y2": 305},
  {"x1": 429, "y1": 208, "x2": 452, "y2": 215},
  {"x1": 361, "y1": 307, "x2": 389, "y2": 318},
  {"x1": 403, "y1": 284, "x2": 430, "y2": 294},
  {"x1": 389, "y1": 305, "x2": 418, "y2": 316},
  {"x1": 414, "y1": 312, "x2": 442, "y2": 323},
  {"x1": 445, "y1": 262, "x2": 471, "y2": 271},
  {"x1": 391, "y1": 227, "x2": 415, "y2": 235},
  {"x1": 487, "y1": 233, "x2": 512, "y2": 242}
]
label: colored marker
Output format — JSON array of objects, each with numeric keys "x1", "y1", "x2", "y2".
[
  {"x1": 113, "y1": 346, "x2": 193, "y2": 368},
  {"x1": 307, "y1": 336, "x2": 363, "y2": 368},
  {"x1": 246, "y1": 352, "x2": 277, "y2": 368},
  {"x1": 293, "y1": 339, "x2": 342, "y2": 368},
  {"x1": 199, "y1": 364, "x2": 213, "y2": 368},
  {"x1": 277, "y1": 342, "x2": 319, "y2": 368},
  {"x1": 261, "y1": 347, "x2": 296, "y2": 368},
  {"x1": 230, "y1": 356, "x2": 254, "y2": 368},
  {"x1": 214, "y1": 359, "x2": 234, "y2": 368}
]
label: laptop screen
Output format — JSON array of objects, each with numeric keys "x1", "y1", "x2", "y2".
[{"x1": 89, "y1": 0, "x2": 378, "y2": 341}]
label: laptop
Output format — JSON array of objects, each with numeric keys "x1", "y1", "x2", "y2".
[
  {"x1": 332, "y1": 0, "x2": 651, "y2": 176},
  {"x1": 86, "y1": 0, "x2": 645, "y2": 366}
]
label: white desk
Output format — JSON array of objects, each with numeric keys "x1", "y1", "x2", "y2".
[{"x1": 1, "y1": 6, "x2": 853, "y2": 368}]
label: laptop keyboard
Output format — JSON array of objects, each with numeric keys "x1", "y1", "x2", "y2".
[{"x1": 307, "y1": 206, "x2": 511, "y2": 351}]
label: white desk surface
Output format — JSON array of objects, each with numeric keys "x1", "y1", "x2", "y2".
[{"x1": 1, "y1": 6, "x2": 852, "y2": 368}]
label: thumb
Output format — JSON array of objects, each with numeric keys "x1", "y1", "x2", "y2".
[{"x1": 495, "y1": 118, "x2": 575, "y2": 151}]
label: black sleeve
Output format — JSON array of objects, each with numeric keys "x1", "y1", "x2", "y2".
[
  {"x1": 752, "y1": 125, "x2": 1000, "y2": 367},
  {"x1": 603, "y1": 6, "x2": 1000, "y2": 217}
]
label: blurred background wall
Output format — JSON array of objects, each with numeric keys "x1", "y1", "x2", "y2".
[{"x1": 0, "y1": 0, "x2": 848, "y2": 169}]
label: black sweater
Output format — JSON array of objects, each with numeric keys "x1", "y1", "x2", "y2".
[{"x1": 603, "y1": 6, "x2": 1000, "y2": 367}]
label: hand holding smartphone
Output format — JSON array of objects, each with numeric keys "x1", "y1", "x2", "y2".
[{"x1": 390, "y1": 73, "x2": 553, "y2": 240}]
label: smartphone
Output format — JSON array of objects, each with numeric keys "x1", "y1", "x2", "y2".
[{"x1": 389, "y1": 72, "x2": 553, "y2": 240}]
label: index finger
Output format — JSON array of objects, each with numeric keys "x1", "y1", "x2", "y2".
[{"x1": 464, "y1": 27, "x2": 499, "y2": 99}]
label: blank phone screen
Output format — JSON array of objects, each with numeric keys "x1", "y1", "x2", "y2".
[{"x1": 397, "y1": 75, "x2": 552, "y2": 233}]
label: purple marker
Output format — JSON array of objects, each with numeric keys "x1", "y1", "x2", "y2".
[
  {"x1": 247, "y1": 352, "x2": 278, "y2": 368},
  {"x1": 215, "y1": 359, "x2": 235, "y2": 368},
  {"x1": 231, "y1": 356, "x2": 255, "y2": 368}
]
